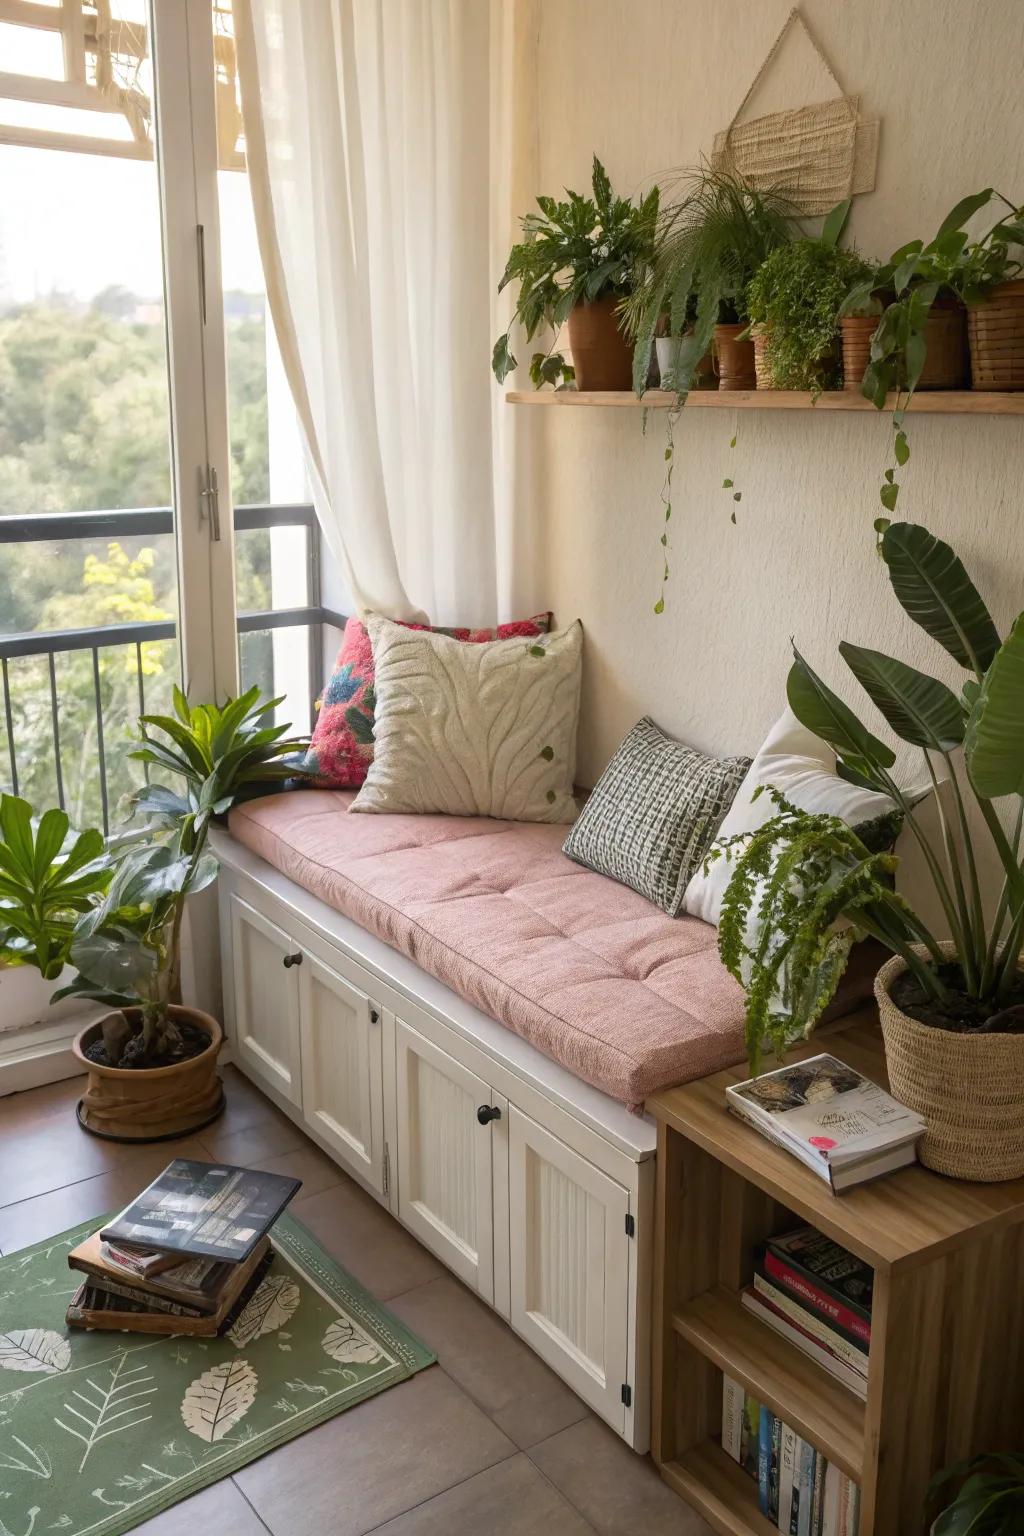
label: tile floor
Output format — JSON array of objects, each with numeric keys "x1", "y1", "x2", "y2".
[{"x1": 0, "y1": 1065, "x2": 711, "y2": 1536}]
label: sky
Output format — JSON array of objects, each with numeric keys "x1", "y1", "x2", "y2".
[{"x1": 0, "y1": 10, "x2": 263, "y2": 305}]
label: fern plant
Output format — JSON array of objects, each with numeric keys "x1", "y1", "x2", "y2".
[{"x1": 717, "y1": 519, "x2": 1024, "y2": 1072}]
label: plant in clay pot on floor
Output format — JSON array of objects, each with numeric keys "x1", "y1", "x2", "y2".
[
  {"x1": 744, "y1": 199, "x2": 876, "y2": 396},
  {"x1": 0, "y1": 685, "x2": 309, "y2": 1140},
  {"x1": 716, "y1": 519, "x2": 1024, "y2": 1182},
  {"x1": 839, "y1": 187, "x2": 1024, "y2": 511},
  {"x1": 491, "y1": 154, "x2": 659, "y2": 392}
]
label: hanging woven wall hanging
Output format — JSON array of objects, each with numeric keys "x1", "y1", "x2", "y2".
[{"x1": 711, "y1": 8, "x2": 879, "y2": 217}]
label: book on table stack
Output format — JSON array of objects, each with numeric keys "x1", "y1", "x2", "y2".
[
  {"x1": 725, "y1": 1053, "x2": 924, "y2": 1192},
  {"x1": 722, "y1": 1375, "x2": 861, "y2": 1534},
  {"x1": 66, "y1": 1158, "x2": 302, "y2": 1336},
  {"x1": 740, "y1": 1225, "x2": 872, "y2": 1401}
]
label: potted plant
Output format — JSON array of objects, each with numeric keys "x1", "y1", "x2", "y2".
[
  {"x1": 0, "y1": 685, "x2": 308, "y2": 1140},
  {"x1": 744, "y1": 199, "x2": 876, "y2": 395},
  {"x1": 622, "y1": 164, "x2": 794, "y2": 397},
  {"x1": 928, "y1": 1453, "x2": 1024, "y2": 1533},
  {"x1": 716, "y1": 519, "x2": 1024, "y2": 1182},
  {"x1": 491, "y1": 155, "x2": 659, "y2": 392},
  {"x1": 839, "y1": 189, "x2": 1024, "y2": 510}
]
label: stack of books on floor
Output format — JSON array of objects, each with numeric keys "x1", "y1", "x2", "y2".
[
  {"x1": 66, "y1": 1158, "x2": 302, "y2": 1336},
  {"x1": 723, "y1": 1377, "x2": 860, "y2": 1534},
  {"x1": 725, "y1": 1053, "x2": 925, "y2": 1191},
  {"x1": 741, "y1": 1225, "x2": 872, "y2": 1400}
]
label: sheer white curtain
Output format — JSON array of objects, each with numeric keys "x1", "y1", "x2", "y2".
[{"x1": 235, "y1": 0, "x2": 535, "y2": 627}]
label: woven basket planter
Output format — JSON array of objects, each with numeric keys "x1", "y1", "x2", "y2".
[
  {"x1": 840, "y1": 315, "x2": 876, "y2": 391},
  {"x1": 713, "y1": 323, "x2": 756, "y2": 391},
  {"x1": 752, "y1": 327, "x2": 774, "y2": 389},
  {"x1": 967, "y1": 279, "x2": 1024, "y2": 390},
  {"x1": 917, "y1": 301, "x2": 969, "y2": 390},
  {"x1": 875, "y1": 949, "x2": 1024, "y2": 1182}
]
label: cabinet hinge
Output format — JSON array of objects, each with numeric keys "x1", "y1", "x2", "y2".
[
  {"x1": 382, "y1": 1141, "x2": 390, "y2": 1199},
  {"x1": 624, "y1": 1212, "x2": 635, "y2": 1237},
  {"x1": 620, "y1": 1383, "x2": 632, "y2": 1408}
]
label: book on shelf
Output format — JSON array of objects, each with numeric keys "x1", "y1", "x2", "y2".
[
  {"x1": 723, "y1": 1388, "x2": 860, "y2": 1534},
  {"x1": 726, "y1": 1053, "x2": 924, "y2": 1191},
  {"x1": 752, "y1": 1268, "x2": 868, "y2": 1377},
  {"x1": 66, "y1": 1240, "x2": 274, "y2": 1336},
  {"x1": 764, "y1": 1227, "x2": 873, "y2": 1346},
  {"x1": 100, "y1": 1158, "x2": 302, "y2": 1262},
  {"x1": 741, "y1": 1285, "x2": 868, "y2": 1400}
]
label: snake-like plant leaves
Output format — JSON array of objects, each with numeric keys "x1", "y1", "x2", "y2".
[
  {"x1": 839, "y1": 641, "x2": 965, "y2": 751},
  {"x1": 880, "y1": 521, "x2": 1001, "y2": 677}
]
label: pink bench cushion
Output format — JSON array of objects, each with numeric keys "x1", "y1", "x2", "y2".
[{"x1": 228, "y1": 790, "x2": 772, "y2": 1108}]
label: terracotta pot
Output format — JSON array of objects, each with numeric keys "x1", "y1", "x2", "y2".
[
  {"x1": 967, "y1": 279, "x2": 1024, "y2": 390},
  {"x1": 875, "y1": 947, "x2": 1024, "y2": 1182},
  {"x1": 713, "y1": 323, "x2": 756, "y2": 391},
  {"x1": 917, "y1": 300, "x2": 969, "y2": 389},
  {"x1": 565, "y1": 295, "x2": 632, "y2": 390},
  {"x1": 840, "y1": 315, "x2": 877, "y2": 391},
  {"x1": 73, "y1": 1005, "x2": 225, "y2": 1141}
]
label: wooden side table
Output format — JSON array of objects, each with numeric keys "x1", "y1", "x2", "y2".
[{"x1": 648, "y1": 1009, "x2": 1024, "y2": 1536}]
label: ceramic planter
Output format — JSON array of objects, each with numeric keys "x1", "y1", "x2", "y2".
[
  {"x1": 875, "y1": 949, "x2": 1024, "y2": 1182},
  {"x1": 73, "y1": 1004, "x2": 225, "y2": 1141},
  {"x1": 655, "y1": 334, "x2": 715, "y2": 391},
  {"x1": 565, "y1": 295, "x2": 632, "y2": 390}
]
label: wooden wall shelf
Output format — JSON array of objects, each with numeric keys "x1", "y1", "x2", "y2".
[
  {"x1": 506, "y1": 388, "x2": 1024, "y2": 414},
  {"x1": 648, "y1": 1012, "x2": 1024, "y2": 1536}
]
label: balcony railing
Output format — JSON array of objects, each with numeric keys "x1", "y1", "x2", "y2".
[{"x1": 0, "y1": 504, "x2": 345, "y2": 832}]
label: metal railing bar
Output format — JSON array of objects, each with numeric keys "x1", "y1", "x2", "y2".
[
  {"x1": 0, "y1": 621, "x2": 178, "y2": 660},
  {"x1": 91, "y1": 647, "x2": 108, "y2": 837},
  {"x1": 2, "y1": 657, "x2": 18, "y2": 797},
  {"x1": 0, "y1": 503, "x2": 316, "y2": 544},
  {"x1": 235, "y1": 606, "x2": 348, "y2": 634},
  {"x1": 48, "y1": 652, "x2": 64, "y2": 812}
]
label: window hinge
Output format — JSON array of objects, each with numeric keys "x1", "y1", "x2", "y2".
[
  {"x1": 624, "y1": 1212, "x2": 635, "y2": 1237},
  {"x1": 382, "y1": 1142, "x2": 390, "y2": 1199},
  {"x1": 200, "y1": 463, "x2": 221, "y2": 542},
  {"x1": 621, "y1": 1383, "x2": 632, "y2": 1408},
  {"x1": 196, "y1": 223, "x2": 208, "y2": 324}
]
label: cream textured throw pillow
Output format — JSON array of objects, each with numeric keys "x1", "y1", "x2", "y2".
[
  {"x1": 349, "y1": 616, "x2": 583, "y2": 822},
  {"x1": 681, "y1": 706, "x2": 899, "y2": 927}
]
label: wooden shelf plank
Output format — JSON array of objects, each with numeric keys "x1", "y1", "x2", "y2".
[
  {"x1": 673, "y1": 1287, "x2": 865, "y2": 1479},
  {"x1": 650, "y1": 1016, "x2": 1024, "y2": 1273},
  {"x1": 661, "y1": 1443, "x2": 777, "y2": 1536},
  {"x1": 506, "y1": 387, "x2": 1024, "y2": 414}
]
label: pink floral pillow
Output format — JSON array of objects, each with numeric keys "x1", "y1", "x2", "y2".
[{"x1": 303, "y1": 612, "x2": 553, "y2": 788}]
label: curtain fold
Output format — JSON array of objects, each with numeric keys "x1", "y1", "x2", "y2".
[{"x1": 235, "y1": 0, "x2": 537, "y2": 627}]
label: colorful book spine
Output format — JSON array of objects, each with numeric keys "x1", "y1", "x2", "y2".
[
  {"x1": 754, "y1": 1270, "x2": 868, "y2": 1375},
  {"x1": 722, "y1": 1375, "x2": 744, "y2": 1461},
  {"x1": 810, "y1": 1455, "x2": 826, "y2": 1536},
  {"x1": 758, "y1": 1406, "x2": 774, "y2": 1516},
  {"x1": 797, "y1": 1442, "x2": 816, "y2": 1536},
  {"x1": 777, "y1": 1424, "x2": 799, "y2": 1533},
  {"x1": 741, "y1": 1391, "x2": 761, "y2": 1480},
  {"x1": 770, "y1": 1417, "x2": 782, "y2": 1522},
  {"x1": 763, "y1": 1247, "x2": 871, "y2": 1347}
]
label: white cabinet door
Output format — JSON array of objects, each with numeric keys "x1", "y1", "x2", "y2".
[
  {"x1": 395, "y1": 1018, "x2": 494, "y2": 1302},
  {"x1": 508, "y1": 1106, "x2": 630, "y2": 1429},
  {"x1": 228, "y1": 894, "x2": 302, "y2": 1105},
  {"x1": 299, "y1": 949, "x2": 384, "y2": 1196}
]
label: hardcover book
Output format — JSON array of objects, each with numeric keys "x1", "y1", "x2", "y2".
[
  {"x1": 100, "y1": 1159, "x2": 302, "y2": 1263},
  {"x1": 765, "y1": 1227, "x2": 873, "y2": 1336}
]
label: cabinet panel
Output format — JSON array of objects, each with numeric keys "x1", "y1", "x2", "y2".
[
  {"x1": 395, "y1": 1018, "x2": 494, "y2": 1302},
  {"x1": 299, "y1": 950, "x2": 384, "y2": 1196},
  {"x1": 229, "y1": 894, "x2": 301, "y2": 1104},
  {"x1": 509, "y1": 1106, "x2": 630, "y2": 1429}
]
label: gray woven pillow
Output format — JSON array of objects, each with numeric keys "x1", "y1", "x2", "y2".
[{"x1": 562, "y1": 718, "x2": 752, "y2": 915}]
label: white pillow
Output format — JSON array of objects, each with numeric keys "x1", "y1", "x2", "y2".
[
  {"x1": 350, "y1": 616, "x2": 583, "y2": 822},
  {"x1": 681, "y1": 707, "x2": 898, "y2": 926}
]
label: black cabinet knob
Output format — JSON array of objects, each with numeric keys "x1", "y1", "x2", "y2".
[
  {"x1": 476, "y1": 1104, "x2": 502, "y2": 1125},
  {"x1": 370, "y1": 1008, "x2": 380, "y2": 1024},
  {"x1": 282, "y1": 952, "x2": 303, "y2": 968}
]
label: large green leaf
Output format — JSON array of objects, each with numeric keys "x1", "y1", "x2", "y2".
[
  {"x1": 880, "y1": 522, "x2": 1001, "y2": 676},
  {"x1": 965, "y1": 612, "x2": 1024, "y2": 797},
  {"x1": 70, "y1": 930, "x2": 158, "y2": 999},
  {"x1": 839, "y1": 642, "x2": 965, "y2": 750},
  {"x1": 787, "y1": 650, "x2": 896, "y2": 781}
]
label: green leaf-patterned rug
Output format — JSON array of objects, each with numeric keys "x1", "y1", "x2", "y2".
[{"x1": 0, "y1": 1213, "x2": 435, "y2": 1536}]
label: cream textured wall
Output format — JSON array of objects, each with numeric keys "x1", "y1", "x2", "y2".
[{"x1": 509, "y1": 0, "x2": 1024, "y2": 800}]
